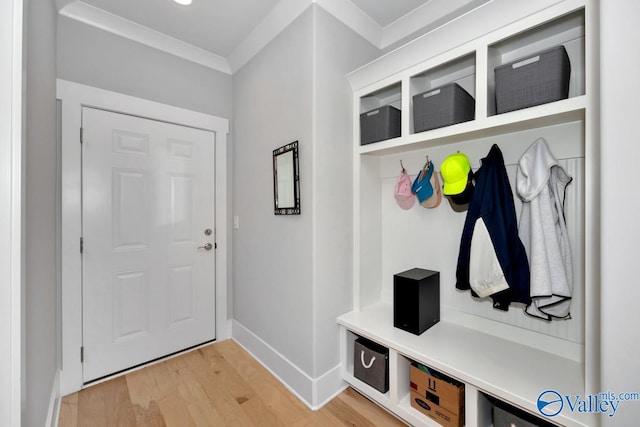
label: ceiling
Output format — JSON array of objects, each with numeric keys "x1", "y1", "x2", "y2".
[{"x1": 57, "y1": 0, "x2": 488, "y2": 74}]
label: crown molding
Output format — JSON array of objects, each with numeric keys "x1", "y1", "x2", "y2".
[
  {"x1": 58, "y1": 0, "x2": 490, "y2": 76},
  {"x1": 227, "y1": 0, "x2": 313, "y2": 73},
  {"x1": 381, "y1": 0, "x2": 491, "y2": 48},
  {"x1": 59, "y1": 1, "x2": 231, "y2": 74},
  {"x1": 314, "y1": 0, "x2": 381, "y2": 46},
  {"x1": 56, "y1": 0, "x2": 75, "y2": 11}
]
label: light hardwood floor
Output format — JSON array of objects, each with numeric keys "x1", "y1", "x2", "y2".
[{"x1": 58, "y1": 339, "x2": 407, "y2": 426}]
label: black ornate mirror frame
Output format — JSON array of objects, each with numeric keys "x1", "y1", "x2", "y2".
[{"x1": 273, "y1": 141, "x2": 300, "y2": 215}]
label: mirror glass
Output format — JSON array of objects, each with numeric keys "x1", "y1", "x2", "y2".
[{"x1": 273, "y1": 141, "x2": 300, "y2": 215}]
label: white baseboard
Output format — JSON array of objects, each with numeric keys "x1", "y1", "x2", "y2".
[
  {"x1": 45, "y1": 370, "x2": 61, "y2": 427},
  {"x1": 231, "y1": 319, "x2": 346, "y2": 410},
  {"x1": 313, "y1": 363, "x2": 347, "y2": 409}
]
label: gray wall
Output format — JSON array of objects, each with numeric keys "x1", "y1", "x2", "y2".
[
  {"x1": 24, "y1": 0, "x2": 58, "y2": 425},
  {"x1": 232, "y1": 8, "x2": 316, "y2": 375},
  {"x1": 311, "y1": 7, "x2": 379, "y2": 376},
  {"x1": 57, "y1": 16, "x2": 232, "y2": 119},
  {"x1": 600, "y1": 0, "x2": 640, "y2": 425},
  {"x1": 232, "y1": 5, "x2": 378, "y2": 389}
]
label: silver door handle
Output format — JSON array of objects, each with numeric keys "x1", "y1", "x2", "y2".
[{"x1": 198, "y1": 243, "x2": 213, "y2": 251}]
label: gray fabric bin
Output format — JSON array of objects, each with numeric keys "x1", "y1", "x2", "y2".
[
  {"x1": 495, "y1": 45, "x2": 571, "y2": 114},
  {"x1": 353, "y1": 337, "x2": 389, "y2": 393},
  {"x1": 493, "y1": 402, "x2": 555, "y2": 427},
  {"x1": 360, "y1": 105, "x2": 401, "y2": 145},
  {"x1": 413, "y1": 83, "x2": 475, "y2": 133}
]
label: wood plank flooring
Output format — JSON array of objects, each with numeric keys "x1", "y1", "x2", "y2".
[{"x1": 59, "y1": 339, "x2": 407, "y2": 426}]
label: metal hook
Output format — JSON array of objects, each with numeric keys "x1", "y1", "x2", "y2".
[{"x1": 400, "y1": 159, "x2": 405, "y2": 171}]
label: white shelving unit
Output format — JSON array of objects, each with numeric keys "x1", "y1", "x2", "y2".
[{"x1": 338, "y1": 1, "x2": 598, "y2": 426}]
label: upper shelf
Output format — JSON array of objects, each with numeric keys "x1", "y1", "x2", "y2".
[
  {"x1": 356, "y1": 6, "x2": 586, "y2": 156},
  {"x1": 359, "y1": 95, "x2": 586, "y2": 156}
]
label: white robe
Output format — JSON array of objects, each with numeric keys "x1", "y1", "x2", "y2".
[{"x1": 516, "y1": 138, "x2": 573, "y2": 320}]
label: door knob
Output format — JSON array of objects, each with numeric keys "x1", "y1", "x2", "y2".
[{"x1": 198, "y1": 243, "x2": 213, "y2": 251}]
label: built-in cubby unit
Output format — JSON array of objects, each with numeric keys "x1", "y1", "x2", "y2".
[{"x1": 339, "y1": 1, "x2": 597, "y2": 426}]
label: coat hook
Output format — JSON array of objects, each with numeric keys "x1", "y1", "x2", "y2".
[{"x1": 400, "y1": 159, "x2": 405, "y2": 171}]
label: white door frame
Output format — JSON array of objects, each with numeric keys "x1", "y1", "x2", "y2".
[
  {"x1": 0, "y1": 0, "x2": 23, "y2": 425},
  {"x1": 57, "y1": 79, "x2": 230, "y2": 395}
]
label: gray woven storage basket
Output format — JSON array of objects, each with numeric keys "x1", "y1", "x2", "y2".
[
  {"x1": 413, "y1": 83, "x2": 475, "y2": 133},
  {"x1": 360, "y1": 105, "x2": 401, "y2": 145},
  {"x1": 495, "y1": 45, "x2": 571, "y2": 114}
]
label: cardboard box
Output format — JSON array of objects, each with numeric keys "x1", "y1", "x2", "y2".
[
  {"x1": 410, "y1": 364, "x2": 464, "y2": 415},
  {"x1": 410, "y1": 391, "x2": 464, "y2": 427}
]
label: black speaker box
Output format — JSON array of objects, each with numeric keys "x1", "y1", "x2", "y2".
[{"x1": 394, "y1": 268, "x2": 440, "y2": 335}]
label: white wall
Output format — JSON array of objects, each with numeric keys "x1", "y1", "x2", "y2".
[
  {"x1": 232, "y1": 8, "x2": 316, "y2": 375},
  {"x1": 0, "y1": 0, "x2": 23, "y2": 425},
  {"x1": 57, "y1": 16, "x2": 232, "y2": 119},
  {"x1": 24, "y1": 0, "x2": 58, "y2": 425},
  {"x1": 311, "y1": 7, "x2": 379, "y2": 377},
  {"x1": 600, "y1": 1, "x2": 640, "y2": 425}
]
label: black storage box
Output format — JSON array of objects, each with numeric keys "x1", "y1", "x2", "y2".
[
  {"x1": 360, "y1": 105, "x2": 401, "y2": 145},
  {"x1": 493, "y1": 401, "x2": 556, "y2": 427},
  {"x1": 394, "y1": 268, "x2": 440, "y2": 335},
  {"x1": 495, "y1": 45, "x2": 571, "y2": 114},
  {"x1": 353, "y1": 337, "x2": 389, "y2": 393},
  {"x1": 413, "y1": 83, "x2": 475, "y2": 133}
]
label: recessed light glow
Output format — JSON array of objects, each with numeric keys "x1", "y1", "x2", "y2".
[{"x1": 174, "y1": 0, "x2": 192, "y2": 5}]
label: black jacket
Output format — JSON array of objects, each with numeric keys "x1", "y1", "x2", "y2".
[{"x1": 455, "y1": 144, "x2": 530, "y2": 310}]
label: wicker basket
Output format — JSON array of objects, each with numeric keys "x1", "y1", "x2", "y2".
[
  {"x1": 360, "y1": 105, "x2": 401, "y2": 145},
  {"x1": 495, "y1": 45, "x2": 571, "y2": 114},
  {"x1": 413, "y1": 83, "x2": 475, "y2": 133}
]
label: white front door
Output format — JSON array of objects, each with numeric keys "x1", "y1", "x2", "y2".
[{"x1": 81, "y1": 107, "x2": 216, "y2": 382}]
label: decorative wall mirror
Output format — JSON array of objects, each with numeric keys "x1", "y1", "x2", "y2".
[{"x1": 273, "y1": 141, "x2": 300, "y2": 215}]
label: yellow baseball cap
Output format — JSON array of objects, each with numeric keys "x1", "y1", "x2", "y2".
[{"x1": 440, "y1": 152, "x2": 471, "y2": 196}]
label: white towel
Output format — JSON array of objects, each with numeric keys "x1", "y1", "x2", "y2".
[{"x1": 516, "y1": 138, "x2": 573, "y2": 320}]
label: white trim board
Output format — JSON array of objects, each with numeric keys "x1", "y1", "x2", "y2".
[
  {"x1": 45, "y1": 370, "x2": 61, "y2": 427},
  {"x1": 0, "y1": 0, "x2": 23, "y2": 425},
  {"x1": 231, "y1": 320, "x2": 346, "y2": 410},
  {"x1": 57, "y1": 79, "x2": 230, "y2": 395},
  {"x1": 58, "y1": 0, "x2": 490, "y2": 74}
]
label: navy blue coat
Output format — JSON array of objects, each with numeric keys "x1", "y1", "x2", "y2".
[{"x1": 455, "y1": 144, "x2": 531, "y2": 310}]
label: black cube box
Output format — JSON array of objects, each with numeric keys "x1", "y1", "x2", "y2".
[
  {"x1": 495, "y1": 45, "x2": 571, "y2": 114},
  {"x1": 394, "y1": 268, "x2": 440, "y2": 335},
  {"x1": 413, "y1": 83, "x2": 475, "y2": 133},
  {"x1": 360, "y1": 105, "x2": 401, "y2": 145},
  {"x1": 353, "y1": 337, "x2": 389, "y2": 393}
]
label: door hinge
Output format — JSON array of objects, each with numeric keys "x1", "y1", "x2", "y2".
[
  {"x1": 80, "y1": 237, "x2": 84, "y2": 253},
  {"x1": 80, "y1": 127, "x2": 84, "y2": 144},
  {"x1": 80, "y1": 346, "x2": 84, "y2": 363}
]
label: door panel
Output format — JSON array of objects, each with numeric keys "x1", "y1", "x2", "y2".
[{"x1": 81, "y1": 107, "x2": 216, "y2": 382}]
